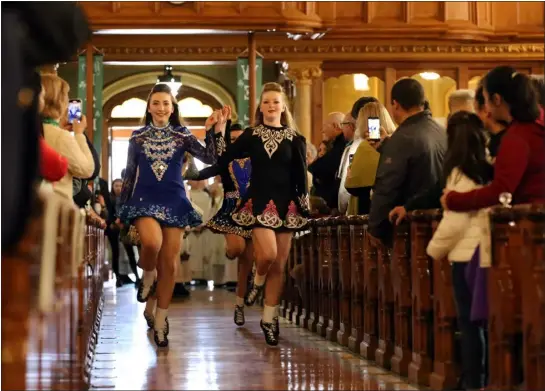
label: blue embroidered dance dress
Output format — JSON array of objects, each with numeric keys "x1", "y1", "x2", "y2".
[
  {"x1": 188, "y1": 124, "x2": 253, "y2": 238},
  {"x1": 119, "y1": 123, "x2": 219, "y2": 228}
]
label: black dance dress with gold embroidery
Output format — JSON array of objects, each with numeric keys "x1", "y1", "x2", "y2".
[
  {"x1": 219, "y1": 123, "x2": 309, "y2": 231},
  {"x1": 119, "y1": 123, "x2": 219, "y2": 228}
]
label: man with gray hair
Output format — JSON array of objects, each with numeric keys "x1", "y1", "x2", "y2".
[
  {"x1": 308, "y1": 112, "x2": 347, "y2": 211},
  {"x1": 448, "y1": 89, "x2": 475, "y2": 117}
]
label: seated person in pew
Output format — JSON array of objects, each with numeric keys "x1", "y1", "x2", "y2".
[{"x1": 426, "y1": 111, "x2": 492, "y2": 391}]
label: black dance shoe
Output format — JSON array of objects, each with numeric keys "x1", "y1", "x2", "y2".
[
  {"x1": 260, "y1": 320, "x2": 279, "y2": 346},
  {"x1": 143, "y1": 311, "x2": 154, "y2": 329},
  {"x1": 153, "y1": 318, "x2": 169, "y2": 347},
  {"x1": 234, "y1": 305, "x2": 245, "y2": 326},
  {"x1": 272, "y1": 316, "x2": 280, "y2": 337},
  {"x1": 136, "y1": 279, "x2": 157, "y2": 303},
  {"x1": 244, "y1": 282, "x2": 264, "y2": 306}
]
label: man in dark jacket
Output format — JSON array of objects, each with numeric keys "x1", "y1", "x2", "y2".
[{"x1": 368, "y1": 78, "x2": 447, "y2": 247}]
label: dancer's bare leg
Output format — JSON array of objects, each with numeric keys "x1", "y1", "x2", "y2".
[
  {"x1": 236, "y1": 240, "x2": 254, "y2": 300},
  {"x1": 263, "y1": 232, "x2": 292, "y2": 308},
  {"x1": 134, "y1": 218, "x2": 163, "y2": 302},
  {"x1": 225, "y1": 233, "x2": 246, "y2": 259},
  {"x1": 153, "y1": 226, "x2": 184, "y2": 346},
  {"x1": 233, "y1": 240, "x2": 254, "y2": 326}
]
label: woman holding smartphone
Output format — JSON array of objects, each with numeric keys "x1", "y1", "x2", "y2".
[
  {"x1": 40, "y1": 73, "x2": 95, "y2": 199},
  {"x1": 344, "y1": 102, "x2": 396, "y2": 214}
]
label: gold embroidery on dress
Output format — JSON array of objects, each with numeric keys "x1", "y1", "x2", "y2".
[
  {"x1": 228, "y1": 158, "x2": 251, "y2": 195},
  {"x1": 232, "y1": 199, "x2": 256, "y2": 226},
  {"x1": 253, "y1": 125, "x2": 296, "y2": 158},
  {"x1": 217, "y1": 135, "x2": 227, "y2": 156},
  {"x1": 298, "y1": 193, "x2": 310, "y2": 213},
  {"x1": 284, "y1": 201, "x2": 307, "y2": 229}
]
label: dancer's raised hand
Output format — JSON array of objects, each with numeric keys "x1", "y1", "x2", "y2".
[
  {"x1": 214, "y1": 106, "x2": 228, "y2": 134},
  {"x1": 205, "y1": 110, "x2": 219, "y2": 129},
  {"x1": 225, "y1": 105, "x2": 232, "y2": 121}
]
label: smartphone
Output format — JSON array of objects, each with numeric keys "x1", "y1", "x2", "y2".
[
  {"x1": 68, "y1": 99, "x2": 82, "y2": 124},
  {"x1": 368, "y1": 117, "x2": 381, "y2": 141}
]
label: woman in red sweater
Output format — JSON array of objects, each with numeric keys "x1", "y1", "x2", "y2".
[
  {"x1": 442, "y1": 66, "x2": 545, "y2": 210},
  {"x1": 38, "y1": 85, "x2": 68, "y2": 182},
  {"x1": 40, "y1": 137, "x2": 68, "y2": 182}
]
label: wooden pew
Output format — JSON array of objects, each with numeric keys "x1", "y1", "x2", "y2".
[
  {"x1": 390, "y1": 222, "x2": 412, "y2": 377},
  {"x1": 347, "y1": 215, "x2": 366, "y2": 353},
  {"x1": 361, "y1": 225, "x2": 379, "y2": 360},
  {"x1": 1, "y1": 189, "x2": 106, "y2": 391},
  {"x1": 428, "y1": 210, "x2": 461, "y2": 390},
  {"x1": 279, "y1": 239, "x2": 290, "y2": 318},
  {"x1": 326, "y1": 217, "x2": 341, "y2": 342},
  {"x1": 2, "y1": 195, "x2": 44, "y2": 391},
  {"x1": 375, "y1": 239, "x2": 394, "y2": 369},
  {"x1": 488, "y1": 206, "x2": 523, "y2": 390},
  {"x1": 336, "y1": 216, "x2": 352, "y2": 347},
  {"x1": 291, "y1": 233, "x2": 303, "y2": 324},
  {"x1": 316, "y1": 218, "x2": 330, "y2": 337},
  {"x1": 297, "y1": 228, "x2": 312, "y2": 329},
  {"x1": 408, "y1": 211, "x2": 434, "y2": 386},
  {"x1": 307, "y1": 219, "x2": 320, "y2": 333},
  {"x1": 288, "y1": 204, "x2": 542, "y2": 390},
  {"x1": 517, "y1": 204, "x2": 545, "y2": 391}
]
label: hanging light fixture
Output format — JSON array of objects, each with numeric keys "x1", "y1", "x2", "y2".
[
  {"x1": 157, "y1": 65, "x2": 182, "y2": 93},
  {"x1": 353, "y1": 74, "x2": 370, "y2": 91},
  {"x1": 419, "y1": 72, "x2": 441, "y2": 81}
]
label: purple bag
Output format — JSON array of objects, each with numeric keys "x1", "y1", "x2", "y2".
[{"x1": 465, "y1": 246, "x2": 489, "y2": 323}]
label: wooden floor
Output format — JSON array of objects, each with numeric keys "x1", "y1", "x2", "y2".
[{"x1": 90, "y1": 282, "x2": 424, "y2": 390}]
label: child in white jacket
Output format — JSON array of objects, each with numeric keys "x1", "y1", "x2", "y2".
[{"x1": 426, "y1": 111, "x2": 493, "y2": 391}]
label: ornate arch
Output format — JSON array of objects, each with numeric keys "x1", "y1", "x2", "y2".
[{"x1": 103, "y1": 71, "x2": 237, "y2": 120}]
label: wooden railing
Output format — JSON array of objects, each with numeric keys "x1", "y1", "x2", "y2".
[
  {"x1": 284, "y1": 204, "x2": 545, "y2": 390},
  {"x1": 2, "y1": 189, "x2": 107, "y2": 391}
]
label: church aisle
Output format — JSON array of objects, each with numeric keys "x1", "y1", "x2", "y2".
[{"x1": 90, "y1": 284, "x2": 422, "y2": 390}]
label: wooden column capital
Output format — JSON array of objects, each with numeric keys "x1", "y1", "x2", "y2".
[{"x1": 287, "y1": 62, "x2": 323, "y2": 84}]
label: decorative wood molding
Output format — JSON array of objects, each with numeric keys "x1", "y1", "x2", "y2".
[{"x1": 92, "y1": 33, "x2": 545, "y2": 62}]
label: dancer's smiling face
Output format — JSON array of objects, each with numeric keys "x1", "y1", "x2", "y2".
[
  {"x1": 260, "y1": 91, "x2": 284, "y2": 126},
  {"x1": 148, "y1": 92, "x2": 174, "y2": 127}
]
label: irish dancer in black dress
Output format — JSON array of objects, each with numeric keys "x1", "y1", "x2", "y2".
[
  {"x1": 184, "y1": 119, "x2": 255, "y2": 327},
  {"x1": 118, "y1": 84, "x2": 227, "y2": 347},
  {"x1": 219, "y1": 82, "x2": 310, "y2": 345}
]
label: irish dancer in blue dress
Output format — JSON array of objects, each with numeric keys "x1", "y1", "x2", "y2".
[
  {"x1": 184, "y1": 120, "x2": 255, "y2": 327},
  {"x1": 118, "y1": 83, "x2": 227, "y2": 347},
  {"x1": 219, "y1": 82, "x2": 310, "y2": 346}
]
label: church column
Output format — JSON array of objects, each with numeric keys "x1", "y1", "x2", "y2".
[{"x1": 287, "y1": 62, "x2": 322, "y2": 140}]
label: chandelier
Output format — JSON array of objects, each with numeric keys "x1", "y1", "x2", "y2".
[{"x1": 157, "y1": 65, "x2": 182, "y2": 93}]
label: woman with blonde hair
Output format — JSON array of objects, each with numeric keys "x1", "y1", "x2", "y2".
[
  {"x1": 40, "y1": 73, "x2": 95, "y2": 199},
  {"x1": 344, "y1": 102, "x2": 396, "y2": 214},
  {"x1": 216, "y1": 82, "x2": 309, "y2": 346}
]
